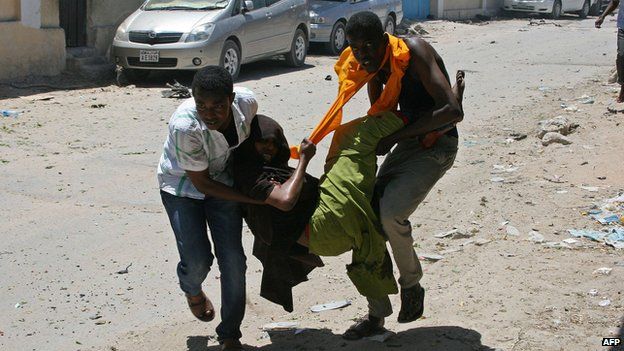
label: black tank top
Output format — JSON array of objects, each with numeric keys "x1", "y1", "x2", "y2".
[{"x1": 397, "y1": 59, "x2": 459, "y2": 138}]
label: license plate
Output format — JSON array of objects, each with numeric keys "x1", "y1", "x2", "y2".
[{"x1": 139, "y1": 50, "x2": 159, "y2": 63}]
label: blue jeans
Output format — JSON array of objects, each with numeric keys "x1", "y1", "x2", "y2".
[{"x1": 160, "y1": 191, "x2": 246, "y2": 341}]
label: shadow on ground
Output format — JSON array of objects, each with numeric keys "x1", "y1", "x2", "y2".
[{"x1": 187, "y1": 326, "x2": 496, "y2": 351}]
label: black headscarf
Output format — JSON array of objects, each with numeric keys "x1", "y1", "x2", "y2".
[{"x1": 234, "y1": 114, "x2": 293, "y2": 201}]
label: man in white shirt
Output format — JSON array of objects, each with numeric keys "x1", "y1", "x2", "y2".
[{"x1": 158, "y1": 66, "x2": 259, "y2": 351}]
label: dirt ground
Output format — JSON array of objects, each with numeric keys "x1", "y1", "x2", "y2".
[{"x1": 1, "y1": 17, "x2": 623, "y2": 351}]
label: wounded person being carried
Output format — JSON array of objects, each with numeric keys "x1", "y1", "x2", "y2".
[{"x1": 233, "y1": 112, "x2": 406, "y2": 311}]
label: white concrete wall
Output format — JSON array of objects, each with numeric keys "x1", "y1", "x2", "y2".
[
  {"x1": 431, "y1": 0, "x2": 503, "y2": 19},
  {"x1": 0, "y1": 0, "x2": 65, "y2": 81},
  {"x1": 87, "y1": 0, "x2": 144, "y2": 55}
]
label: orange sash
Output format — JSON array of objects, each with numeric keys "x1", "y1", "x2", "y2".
[{"x1": 290, "y1": 35, "x2": 411, "y2": 158}]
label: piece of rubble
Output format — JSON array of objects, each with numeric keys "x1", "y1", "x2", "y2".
[
  {"x1": 593, "y1": 267, "x2": 612, "y2": 275},
  {"x1": 542, "y1": 132, "x2": 572, "y2": 146},
  {"x1": 537, "y1": 116, "x2": 577, "y2": 138}
]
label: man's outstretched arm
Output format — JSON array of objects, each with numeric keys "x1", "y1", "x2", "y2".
[
  {"x1": 187, "y1": 169, "x2": 263, "y2": 204},
  {"x1": 596, "y1": 0, "x2": 620, "y2": 28}
]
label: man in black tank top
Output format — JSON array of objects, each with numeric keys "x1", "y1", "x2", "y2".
[{"x1": 341, "y1": 12, "x2": 465, "y2": 340}]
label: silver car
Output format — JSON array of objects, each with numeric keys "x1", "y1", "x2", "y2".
[
  {"x1": 503, "y1": 0, "x2": 602, "y2": 19},
  {"x1": 112, "y1": 0, "x2": 310, "y2": 80},
  {"x1": 309, "y1": 0, "x2": 403, "y2": 55}
]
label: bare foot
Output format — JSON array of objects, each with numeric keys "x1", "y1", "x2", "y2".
[{"x1": 452, "y1": 70, "x2": 466, "y2": 107}]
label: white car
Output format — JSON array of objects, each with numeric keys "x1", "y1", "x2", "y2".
[
  {"x1": 503, "y1": 0, "x2": 603, "y2": 19},
  {"x1": 309, "y1": 0, "x2": 403, "y2": 55}
]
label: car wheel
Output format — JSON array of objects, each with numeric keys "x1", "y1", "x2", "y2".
[
  {"x1": 589, "y1": 0, "x2": 602, "y2": 16},
  {"x1": 325, "y1": 21, "x2": 346, "y2": 56},
  {"x1": 220, "y1": 40, "x2": 241, "y2": 80},
  {"x1": 385, "y1": 15, "x2": 396, "y2": 35},
  {"x1": 123, "y1": 68, "x2": 150, "y2": 82},
  {"x1": 579, "y1": 0, "x2": 590, "y2": 18},
  {"x1": 285, "y1": 28, "x2": 307, "y2": 67},
  {"x1": 551, "y1": 0, "x2": 562, "y2": 19}
]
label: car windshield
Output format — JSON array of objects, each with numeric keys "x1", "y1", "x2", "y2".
[{"x1": 143, "y1": 0, "x2": 230, "y2": 10}]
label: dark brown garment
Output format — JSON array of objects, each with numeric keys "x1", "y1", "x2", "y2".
[{"x1": 233, "y1": 115, "x2": 322, "y2": 312}]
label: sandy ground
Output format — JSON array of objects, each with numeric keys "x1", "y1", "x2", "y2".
[{"x1": 1, "y1": 17, "x2": 623, "y2": 351}]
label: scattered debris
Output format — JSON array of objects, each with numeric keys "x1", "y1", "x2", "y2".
[
  {"x1": 568, "y1": 228, "x2": 624, "y2": 249},
  {"x1": 324, "y1": 75, "x2": 332, "y2": 81},
  {"x1": 25, "y1": 94, "x2": 54, "y2": 102},
  {"x1": 364, "y1": 329, "x2": 395, "y2": 343},
  {"x1": 490, "y1": 177, "x2": 505, "y2": 183},
  {"x1": 420, "y1": 253, "x2": 444, "y2": 261},
  {"x1": 593, "y1": 267, "x2": 612, "y2": 275},
  {"x1": 474, "y1": 238, "x2": 491, "y2": 246},
  {"x1": 562, "y1": 238, "x2": 579, "y2": 245},
  {"x1": 89, "y1": 314, "x2": 102, "y2": 320},
  {"x1": 537, "y1": 116, "x2": 577, "y2": 138},
  {"x1": 440, "y1": 247, "x2": 463, "y2": 255},
  {"x1": 434, "y1": 228, "x2": 473, "y2": 239},
  {"x1": 599, "y1": 299, "x2": 611, "y2": 307},
  {"x1": 509, "y1": 132, "x2": 527, "y2": 141},
  {"x1": 505, "y1": 225, "x2": 520, "y2": 237},
  {"x1": 492, "y1": 164, "x2": 519, "y2": 174},
  {"x1": 116, "y1": 263, "x2": 133, "y2": 275},
  {"x1": 607, "y1": 102, "x2": 624, "y2": 114},
  {"x1": 580, "y1": 185, "x2": 599, "y2": 192},
  {"x1": 541, "y1": 132, "x2": 572, "y2": 146},
  {"x1": 590, "y1": 212, "x2": 620, "y2": 225},
  {"x1": 528, "y1": 19, "x2": 562, "y2": 27},
  {"x1": 310, "y1": 300, "x2": 351, "y2": 313},
  {"x1": 588, "y1": 289, "x2": 599, "y2": 297},
  {"x1": 542, "y1": 241, "x2": 572, "y2": 249},
  {"x1": 576, "y1": 95, "x2": 595, "y2": 104},
  {"x1": 161, "y1": 80, "x2": 192, "y2": 99},
  {"x1": 1, "y1": 110, "x2": 19, "y2": 118},
  {"x1": 538, "y1": 86, "x2": 552, "y2": 92},
  {"x1": 90, "y1": 104, "x2": 107, "y2": 109},
  {"x1": 563, "y1": 105, "x2": 579, "y2": 113},
  {"x1": 262, "y1": 322, "x2": 299, "y2": 331},
  {"x1": 528, "y1": 231, "x2": 545, "y2": 243},
  {"x1": 544, "y1": 175, "x2": 566, "y2": 183}
]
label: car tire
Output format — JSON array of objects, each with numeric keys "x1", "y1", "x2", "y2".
[
  {"x1": 385, "y1": 15, "x2": 396, "y2": 35},
  {"x1": 123, "y1": 68, "x2": 150, "y2": 82},
  {"x1": 589, "y1": 0, "x2": 602, "y2": 16},
  {"x1": 325, "y1": 21, "x2": 346, "y2": 56},
  {"x1": 551, "y1": 0, "x2": 562, "y2": 19},
  {"x1": 220, "y1": 40, "x2": 241, "y2": 80},
  {"x1": 285, "y1": 28, "x2": 307, "y2": 67},
  {"x1": 579, "y1": 0, "x2": 590, "y2": 18}
]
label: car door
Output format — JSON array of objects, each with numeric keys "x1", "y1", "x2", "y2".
[
  {"x1": 349, "y1": 0, "x2": 374, "y2": 18},
  {"x1": 370, "y1": 0, "x2": 389, "y2": 25},
  {"x1": 563, "y1": 0, "x2": 583, "y2": 11},
  {"x1": 265, "y1": 0, "x2": 294, "y2": 53},
  {"x1": 241, "y1": 0, "x2": 276, "y2": 59}
]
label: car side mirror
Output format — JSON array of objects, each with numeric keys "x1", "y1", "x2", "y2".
[{"x1": 242, "y1": 0, "x2": 254, "y2": 12}]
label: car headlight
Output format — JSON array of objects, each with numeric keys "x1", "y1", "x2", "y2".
[
  {"x1": 114, "y1": 24, "x2": 129, "y2": 41},
  {"x1": 186, "y1": 23, "x2": 215, "y2": 43},
  {"x1": 309, "y1": 11, "x2": 326, "y2": 24}
]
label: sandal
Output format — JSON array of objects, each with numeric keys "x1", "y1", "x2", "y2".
[
  {"x1": 186, "y1": 291, "x2": 215, "y2": 322},
  {"x1": 342, "y1": 315, "x2": 385, "y2": 340}
]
